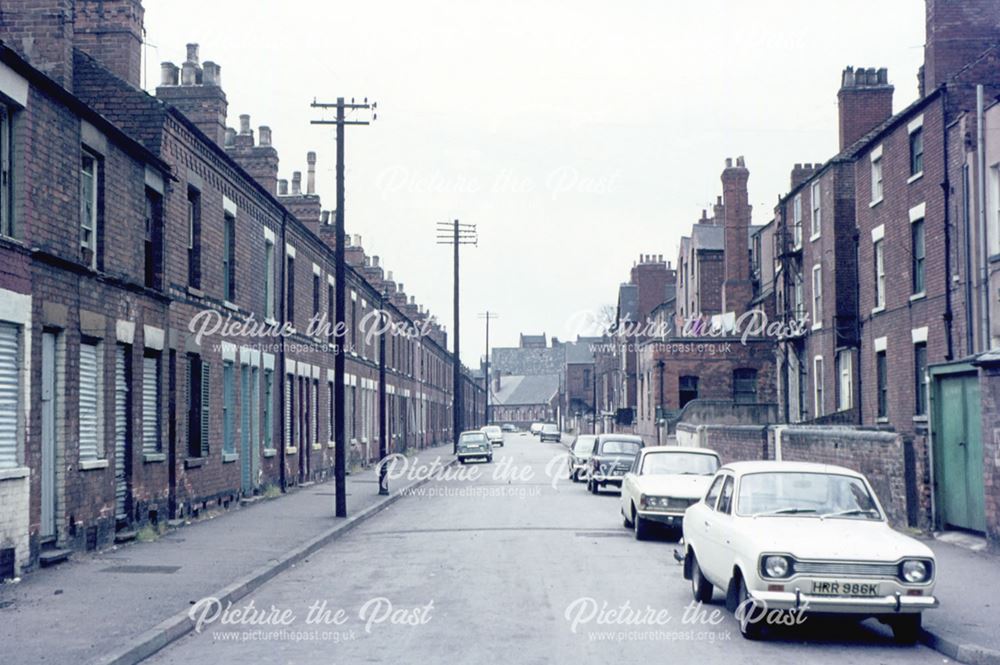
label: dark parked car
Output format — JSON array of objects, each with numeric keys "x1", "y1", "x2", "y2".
[
  {"x1": 567, "y1": 435, "x2": 596, "y2": 482},
  {"x1": 587, "y1": 434, "x2": 644, "y2": 494},
  {"x1": 539, "y1": 423, "x2": 561, "y2": 443},
  {"x1": 457, "y1": 430, "x2": 493, "y2": 464}
]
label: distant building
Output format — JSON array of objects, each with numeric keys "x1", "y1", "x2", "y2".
[{"x1": 490, "y1": 374, "x2": 560, "y2": 427}]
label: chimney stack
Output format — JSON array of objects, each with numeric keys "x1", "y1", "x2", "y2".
[
  {"x1": 73, "y1": 0, "x2": 146, "y2": 88},
  {"x1": 156, "y1": 43, "x2": 229, "y2": 146},
  {"x1": 721, "y1": 157, "x2": 753, "y2": 317},
  {"x1": 837, "y1": 66, "x2": 893, "y2": 151}
]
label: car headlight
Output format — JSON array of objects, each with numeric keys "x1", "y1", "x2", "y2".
[
  {"x1": 762, "y1": 555, "x2": 792, "y2": 579},
  {"x1": 901, "y1": 559, "x2": 930, "y2": 583}
]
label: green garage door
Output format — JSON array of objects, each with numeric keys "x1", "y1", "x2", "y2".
[{"x1": 934, "y1": 372, "x2": 985, "y2": 533}]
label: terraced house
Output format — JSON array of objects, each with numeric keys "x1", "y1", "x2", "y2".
[{"x1": 0, "y1": 0, "x2": 483, "y2": 579}]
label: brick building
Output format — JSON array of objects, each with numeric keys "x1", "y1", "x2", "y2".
[
  {"x1": 0, "y1": 0, "x2": 482, "y2": 578},
  {"x1": 629, "y1": 158, "x2": 777, "y2": 445}
]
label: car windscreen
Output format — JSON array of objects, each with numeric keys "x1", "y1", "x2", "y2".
[
  {"x1": 736, "y1": 472, "x2": 882, "y2": 519},
  {"x1": 459, "y1": 433, "x2": 487, "y2": 445},
  {"x1": 640, "y1": 452, "x2": 719, "y2": 476},
  {"x1": 485, "y1": 427, "x2": 501, "y2": 435},
  {"x1": 598, "y1": 440, "x2": 641, "y2": 456},
  {"x1": 574, "y1": 438, "x2": 595, "y2": 453},
  {"x1": 542, "y1": 424, "x2": 558, "y2": 432}
]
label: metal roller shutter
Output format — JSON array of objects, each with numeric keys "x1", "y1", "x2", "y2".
[
  {"x1": 142, "y1": 354, "x2": 159, "y2": 454},
  {"x1": 79, "y1": 342, "x2": 100, "y2": 460},
  {"x1": 0, "y1": 322, "x2": 19, "y2": 469},
  {"x1": 115, "y1": 346, "x2": 128, "y2": 520}
]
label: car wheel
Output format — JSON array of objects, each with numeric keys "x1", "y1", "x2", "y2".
[
  {"x1": 735, "y1": 574, "x2": 765, "y2": 640},
  {"x1": 588, "y1": 479, "x2": 599, "y2": 495},
  {"x1": 458, "y1": 459, "x2": 466, "y2": 465},
  {"x1": 634, "y1": 513, "x2": 650, "y2": 541},
  {"x1": 487, "y1": 455, "x2": 493, "y2": 463},
  {"x1": 690, "y1": 553, "x2": 713, "y2": 603},
  {"x1": 623, "y1": 505, "x2": 634, "y2": 528},
  {"x1": 889, "y1": 614, "x2": 922, "y2": 644}
]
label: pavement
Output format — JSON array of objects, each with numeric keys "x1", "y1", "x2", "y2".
[
  {"x1": 4, "y1": 431, "x2": 1000, "y2": 665},
  {"x1": 0, "y1": 442, "x2": 457, "y2": 665}
]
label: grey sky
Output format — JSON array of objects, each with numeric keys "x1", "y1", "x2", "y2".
[{"x1": 142, "y1": 0, "x2": 924, "y2": 366}]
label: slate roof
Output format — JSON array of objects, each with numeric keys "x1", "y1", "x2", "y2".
[{"x1": 493, "y1": 374, "x2": 560, "y2": 406}]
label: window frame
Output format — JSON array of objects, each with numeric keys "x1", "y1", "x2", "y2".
[
  {"x1": 223, "y1": 211, "x2": 236, "y2": 302},
  {"x1": 187, "y1": 187, "x2": 202, "y2": 288},
  {"x1": 914, "y1": 342, "x2": 928, "y2": 417},
  {"x1": 812, "y1": 263, "x2": 823, "y2": 329},
  {"x1": 911, "y1": 217, "x2": 926, "y2": 295},
  {"x1": 873, "y1": 239, "x2": 885, "y2": 310},
  {"x1": 0, "y1": 104, "x2": 12, "y2": 238},
  {"x1": 876, "y1": 350, "x2": 888, "y2": 419},
  {"x1": 810, "y1": 180, "x2": 821, "y2": 240},
  {"x1": 80, "y1": 149, "x2": 100, "y2": 269},
  {"x1": 870, "y1": 151, "x2": 884, "y2": 204},
  {"x1": 909, "y1": 126, "x2": 924, "y2": 178},
  {"x1": 813, "y1": 355, "x2": 825, "y2": 418}
]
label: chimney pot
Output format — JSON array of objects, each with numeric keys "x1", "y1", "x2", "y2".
[
  {"x1": 306, "y1": 151, "x2": 317, "y2": 195},
  {"x1": 725, "y1": 157, "x2": 733, "y2": 168},
  {"x1": 203, "y1": 61, "x2": 221, "y2": 86},
  {"x1": 398, "y1": 283, "x2": 404, "y2": 292},
  {"x1": 160, "y1": 62, "x2": 179, "y2": 86},
  {"x1": 321, "y1": 210, "x2": 330, "y2": 224},
  {"x1": 239, "y1": 114, "x2": 251, "y2": 134},
  {"x1": 186, "y1": 43, "x2": 200, "y2": 65},
  {"x1": 224, "y1": 127, "x2": 237, "y2": 147},
  {"x1": 258, "y1": 126, "x2": 272, "y2": 146},
  {"x1": 291, "y1": 171, "x2": 302, "y2": 195},
  {"x1": 387, "y1": 270, "x2": 393, "y2": 282},
  {"x1": 278, "y1": 179, "x2": 288, "y2": 196},
  {"x1": 410, "y1": 296, "x2": 416, "y2": 305},
  {"x1": 353, "y1": 234, "x2": 362, "y2": 247},
  {"x1": 181, "y1": 62, "x2": 198, "y2": 86},
  {"x1": 372, "y1": 256, "x2": 380, "y2": 268}
]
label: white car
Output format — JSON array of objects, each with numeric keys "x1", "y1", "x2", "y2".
[
  {"x1": 682, "y1": 461, "x2": 938, "y2": 642},
  {"x1": 481, "y1": 425, "x2": 504, "y2": 447},
  {"x1": 619, "y1": 447, "x2": 720, "y2": 540}
]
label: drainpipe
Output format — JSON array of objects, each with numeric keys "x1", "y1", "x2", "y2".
[
  {"x1": 977, "y1": 84, "x2": 991, "y2": 352},
  {"x1": 773, "y1": 424, "x2": 785, "y2": 461},
  {"x1": 942, "y1": 89, "x2": 955, "y2": 361},
  {"x1": 278, "y1": 212, "x2": 288, "y2": 492}
]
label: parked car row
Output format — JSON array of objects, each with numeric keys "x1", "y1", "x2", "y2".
[{"x1": 562, "y1": 434, "x2": 939, "y2": 644}]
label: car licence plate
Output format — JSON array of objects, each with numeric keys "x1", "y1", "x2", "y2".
[{"x1": 809, "y1": 580, "x2": 880, "y2": 597}]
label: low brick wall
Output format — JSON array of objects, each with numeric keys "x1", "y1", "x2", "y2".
[
  {"x1": 778, "y1": 427, "x2": 909, "y2": 528},
  {"x1": 689, "y1": 423, "x2": 920, "y2": 530}
]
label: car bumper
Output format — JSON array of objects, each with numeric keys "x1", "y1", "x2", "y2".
[
  {"x1": 637, "y1": 510, "x2": 684, "y2": 526},
  {"x1": 457, "y1": 451, "x2": 490, "y2": 459},
  {"x1": 750, "y1": 589, "x2": 939, "y2": 614},
  {"x1": 593, "y1": 476, "x2": 624, "y2": 486}
]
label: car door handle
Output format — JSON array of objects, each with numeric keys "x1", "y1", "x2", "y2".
[{"x1": 704, "y1": 521, "x2": 711, "y2": 529}]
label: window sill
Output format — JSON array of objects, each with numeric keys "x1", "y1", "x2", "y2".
[
  {"x1": 869, "y1": 198, "x2": 883, "y2": 208},
  {"x1": 810, "y1": 233, "x2": 821, "y2": 243},
  {"x1": 909, "y1": 292, "x2": 926, "y2": 303},
  {"x1": 80, "y1": 459, "x2": 109, "y2": 471},
  {"x1": 0, "y1": 466, "x2": 29, "y2": 481},
  {"x1": 265, "y1": 317, "x2": 279, "y2": 327},
  {"x1": 871, "y1": 306, "x2": 885, "y2": 315},
  {"x1": 187, "y1": 286, "x2": 204, "y2": 298},
  {"x1": 285, "y1": 446, "x2": 298, "y2": 455},
  {"x1": 327, "y1": 441, "x2": 336, "y2": 449},
  {"x1": 913, "y1": 415, "x2": 928, "y2": 423},
  {"x1": 311, "y1": 443, "x2": 323, "y2": 451},
  {"x1": 223, "y1": 300, "x2": 239, "y2": 312},
  {"x1": 222, "y1": 452, "x2": 238, "y2": 463},
  {"x1": 184, "y1": 457, "x2": 205, "y2": 469},
  {"x1": 263, "y1": 448, "x2": 277, "y2": 458},
  {"x1": 811, "y1": 322, "x2": 823, "y2": 331},
  {"x1": 143, "y1": 452, "x2": 166, "y2": 463},
  {"x1": 876, "y1": 417, "x2": 889, "y2": 424},
  {"x1": 989, "y1": 253, "x2": 1000, "y2": 265},
  {"x1": 907, "y1": 171, "x2": 924, "y2": 185}
]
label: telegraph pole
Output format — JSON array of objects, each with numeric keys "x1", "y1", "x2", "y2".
[
  {"x1": 437, "y1": 220, "x2": 477, "y2": 453},
  {"x1": 311, "y1": 96, "x2": 376, "y2": 517},
  {"x1": 378, "y1": 290, "x2": 389, "y2": 495},
  {"x1": 478, "y1": 311, "x2": 499, "y2": 424}
]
